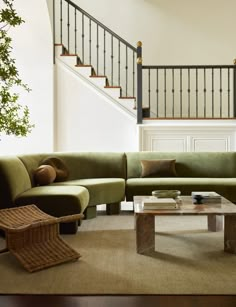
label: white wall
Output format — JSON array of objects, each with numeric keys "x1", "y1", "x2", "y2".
[
  {"x1": 55, "y1": 60, "x2": 138, "y2": 151},
  {"x1": 2, "y1": 0, "x2": 235, "y2": 154},
  {"x1": 71, "y1": 0, "x2": 236, "y2": 65},
  {"x1": 0, "y1": 0, "x2": 53, "y2": 155}
]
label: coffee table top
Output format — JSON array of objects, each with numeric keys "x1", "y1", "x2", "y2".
[{"x1": 134, "y1": 195, "x2": 236, "y2": 216}]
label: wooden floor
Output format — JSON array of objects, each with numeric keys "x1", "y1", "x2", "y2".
[{"x1": 1, "y1": 295, "x2": 236, "y2": 307}]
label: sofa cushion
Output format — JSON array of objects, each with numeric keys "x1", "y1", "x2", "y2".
[
  {"x1": 125, "y1": 177, "x2": 236, "y2": 202},
  {"x1": 140, "y1": 159, "x2": 177, "y2": 178},
  {"x1": 41, "y1": 157, "x2": 69, "y2": 182},
  {"x1": 15, "y1": 186, "x2": 89, "y2": 216},
  {"x1": 34, "y1": 165, "x2": 56, "y2": 186},
  {"x1": 51, "y1": 178, "x2": 126, "y2": 206}
]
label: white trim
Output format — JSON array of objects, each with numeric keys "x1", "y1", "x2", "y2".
[{"x1": 55, "y1": 57, "x2": 137, "y2": 121}]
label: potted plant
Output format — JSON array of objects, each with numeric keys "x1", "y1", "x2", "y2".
[{"x1": 0, "y1": 0, "x2": 33, "y2": 136}]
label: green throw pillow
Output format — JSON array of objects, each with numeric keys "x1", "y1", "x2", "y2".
[{"x1": 140, "y1": 159, "x2": 177, "y2": 178}]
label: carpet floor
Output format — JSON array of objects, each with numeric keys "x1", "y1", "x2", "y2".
[{"x1": 0, "y1": 212, "x2": 236, "y2": 294}]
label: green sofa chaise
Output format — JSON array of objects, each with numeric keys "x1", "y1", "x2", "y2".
[
  {"x1": 0, "y1": 152, "x2": 126, "y2": 233},
  {"x1": 1, "y1": 151, "x2": 236, "y2": 234}
]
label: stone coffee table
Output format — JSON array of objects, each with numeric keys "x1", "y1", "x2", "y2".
[{"x1": 134, "y1": 195, "x2": 236, "y2": 255}]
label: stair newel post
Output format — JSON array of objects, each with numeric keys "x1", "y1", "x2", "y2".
[
  {"x1": 234, "y1": 59, "x2": 236, "y2": 117},
  {"x1": 137, "y1": 41, "x2": 143, "y2": 124}
]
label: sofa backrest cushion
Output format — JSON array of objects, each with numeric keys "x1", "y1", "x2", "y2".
[
  {"x1": 126, "y1": 152, "x2": 236, "y2": 178},
  {"x1": 18, "y1": 152, "x2": 127, "y2": 184},
  {"x1": 55, "y1": 152, "x2": 127, "y2": 180},
  {"x1": 0, "y1": 156, "x2": 32, "y2": 209}
]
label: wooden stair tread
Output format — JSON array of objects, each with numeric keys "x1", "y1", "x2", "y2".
[
  {"x1": 75, "y1": 65, "x2": 92, "y2": 67},
  {"x1": 90, "y1": 75, "x2": 107, "y2": 78},
  {"x1": 119, "y1": 97, "x2": 136, "y2": 99},
  {"x1": 61, "y1": 54, "x2": 77, "y2": 57},
  {"x1": 104, "y1": 86, "x2": 121, "y2": 89}
]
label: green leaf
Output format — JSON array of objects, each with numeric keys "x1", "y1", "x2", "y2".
[{"x1": 0, "y1": 0, "x2": 33, "y2": 137}]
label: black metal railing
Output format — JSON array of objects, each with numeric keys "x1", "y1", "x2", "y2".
[
  {"x1": 137, "y1": 43, "x2": 236, "y2": 123},
  {"x1": 53, "y1": 1, "x2": 236, "y2": 123},
  {"x1": 53, "y1": 0, "x2": 137, "y2": 98}
]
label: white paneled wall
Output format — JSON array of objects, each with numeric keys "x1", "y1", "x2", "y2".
[{"x1": 139, "y1": 121, "x2": 236, "y2": 152}]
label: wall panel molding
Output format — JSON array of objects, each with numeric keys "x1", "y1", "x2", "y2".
[{"x1": 139, "y1": 122, "x2": 236, "y2": 152}]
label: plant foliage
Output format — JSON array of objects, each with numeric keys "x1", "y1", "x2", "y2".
[{"x1": 0, "y1": 0, "x2": 33, "y2": 136}]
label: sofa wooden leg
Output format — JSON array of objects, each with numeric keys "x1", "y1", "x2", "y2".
[
  {"x1": 84, "y1": 206, "x2": 97, "y2": 219},
  {"x1": 106, "y1": 202, "x2": 121, "y2": 215}
]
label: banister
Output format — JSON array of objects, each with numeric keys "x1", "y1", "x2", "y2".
[
  {"x1": 64, "y1": 0, "x2": 137, "y2": 52},
  {"x1": 143, "y1": 65, "x2": 235, "y2": 69}
]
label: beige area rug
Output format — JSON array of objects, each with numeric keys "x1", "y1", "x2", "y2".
[{"x1": 0, "y1": 212, "x2": 236, "y2": 294}]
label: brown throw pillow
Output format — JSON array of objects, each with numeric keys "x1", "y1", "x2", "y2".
[
  {"x1": 140, "y1": 159, "x2": 177, "y2": 178},
  {"x1": 34, "y1": 165, "x2": 57, "y2": 186},
  {"x1": 41, "y1": 157, "x2": 69, "y2": 182}
]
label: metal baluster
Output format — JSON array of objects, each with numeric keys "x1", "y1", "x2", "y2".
[
  {"x1": 234, "y1": 61, "x2": 236, "y2": 117},
  {"x1": 204, "y1": 68, "x2": 206, "y2": 118},
  {"x1": 148, "y1": 69, "x2": 151, "y2": 110},
  {"x1": 164, "y1": 69, "x2": 167, "y2": 117},
  {"x1": 211, "y1": 68, "x2": 214, "y2": 118},
  {"x1": 172, "y1": 69, "x2": 175, "y2": 117},
  {"x1": 133, "y1": 51, "x2": 135, "y2": 97},
  {"x1": 103, "y1": 30, "x2": 106, "y2": 75},
  {"x1": 96, "y1": 24, "x2": 99, "y2": 75},
  {"x1": 180, "y1": 69, "x2": 182, "y2": 117},
  {"x1": 220, "y1": 68, "x2": 222, "y2": 118},
  {"x1": 67, "y1": 2, "x2": 70, "y2": 53},
  {"x1": 118, "y1": 41, "x2": 121, "y2": 86},
  {"x1": 74, "y1": 9, "x2": 77, "y2": 55},
  {"x1": 111, "y1": 35, "x2": 114, "y2": 86},
  {"x1": 53, "y1": 0, "x2": 55, "y2": 63},
  {"x1": 188, "y1": 68, "x2": 190, "y2": 117},
  {"x1": 196, "y1": 69, "x2": 198, "y2": 118},
  {"x1": 228, "y1": 68, "x2": 230, "y2": 117},
  {"x1": 126, "y1": 46, "x2": 128, "y2": 96},
  {"x1": 82, "y1": 13, "x2": 84, "y2": 63},
  {"x1": 89, "y1": 19, "x2": 91, "y2": 65},
  {"x1": 60, "y1": 0, "x2": 63, "y2": 44},
  {"x1": 156, "y1": 69, "x2": 159, "y2": 117}
]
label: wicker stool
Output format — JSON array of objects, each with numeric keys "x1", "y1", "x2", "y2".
[{"x1": 0, "y1": 205, "x2": 83, "y2": 272}]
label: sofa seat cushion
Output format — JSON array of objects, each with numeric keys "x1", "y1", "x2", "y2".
[
  {"x1": 52, "y1": 178, "x2": 126, "y2": 206},
  {"x1": 125, "y1": 177, "x2": 236, "y2": 203},
  {"x1": 15, "y1": 186, "x2": 89, "y2": 217}
]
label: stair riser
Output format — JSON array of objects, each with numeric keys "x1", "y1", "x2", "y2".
[
  {"x1": 60, "y1": 56, "x2": 78, "y2": 67},
  {"x1": 75, "y1": 67, "x2": 92, "y2": 77},
  {"x1": 104, "y1": 88, "x2": 121, "y2": 99},
  {"x1": 55, "y1": 44, "x2": 136, "y2": 118},
  {"x1": 89, "y1": 78, "x2": 107, "y2": 88}
]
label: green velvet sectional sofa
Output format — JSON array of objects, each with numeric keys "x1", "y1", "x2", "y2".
[{"x1": 1, "y1": 151, "x2": 236, "y2": 234}]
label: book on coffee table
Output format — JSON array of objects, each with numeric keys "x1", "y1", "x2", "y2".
[
  {"x1": 191, "y1": 191, "x2": 222, "y2": 204},
  {"x1": 143, "y1": 198, "x2": 178, "y2": 210}
]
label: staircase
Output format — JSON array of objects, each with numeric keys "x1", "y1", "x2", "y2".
[
  {"x1": 54, "y1": 43, "x2": 137, "y2": 117},
  {"x1": 53, "y1": 0, "x2": 236, "y2": 124}
]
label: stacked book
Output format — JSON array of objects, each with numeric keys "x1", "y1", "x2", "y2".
[
  {"x1": 143, "y1": 198, "x2": 178, "y2": 210},
  {"x1": 191, "y1": 191, "x2": 221, "y2": 204}
]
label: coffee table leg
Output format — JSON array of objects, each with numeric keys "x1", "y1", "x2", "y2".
[
  {"x1": 208, "y1": 215, "x2": 223, "y2": 232},
  {"x1": 135, "y1": 214, "x2": 155, "y2": 254},
  {"x1": 224, "y1": 215, "x2": 236, "y2": 254}
]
